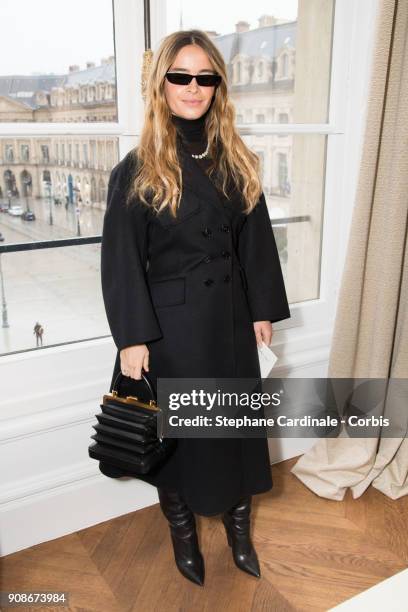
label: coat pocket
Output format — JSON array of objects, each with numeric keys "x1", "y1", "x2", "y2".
[{"x1": 149, "y1": 276, "x2": 186, "y2": 308}]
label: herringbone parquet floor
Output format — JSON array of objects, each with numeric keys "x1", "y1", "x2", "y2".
[{"x1": 1, "y1": 456, "x2": 407, "y2": 611}]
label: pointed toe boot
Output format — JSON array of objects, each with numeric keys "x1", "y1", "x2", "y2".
[
  {"x1": 157, "y1": 486, "x2": 205, "y2": 586},
  {"x1": 222, "y1": 495, "x2": 261, "y2": 578}
]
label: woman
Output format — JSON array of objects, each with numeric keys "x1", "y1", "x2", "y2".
[{"x1": 100, "y1": 29, "x2": 290, "y2": 586}]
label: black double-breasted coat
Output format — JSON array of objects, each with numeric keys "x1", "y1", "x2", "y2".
[{"x1": 100, "y1": 144, "x2": 291, "y2": 516}]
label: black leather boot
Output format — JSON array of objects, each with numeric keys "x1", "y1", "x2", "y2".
[
  {"x1": 221, "y1": 495, "x2": 261, "y2": 578},
  {"x1": 157, "y1": 486, "x2": 205, "y2": 586}
]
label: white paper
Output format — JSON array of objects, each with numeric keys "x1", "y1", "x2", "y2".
[{"x1": 257, "y1": 341, "x2": 278, "y2": 377}]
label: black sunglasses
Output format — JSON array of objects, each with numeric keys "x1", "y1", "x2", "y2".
[{"x1": 165, "y1": 72, "x2": 222, "y2": 87}]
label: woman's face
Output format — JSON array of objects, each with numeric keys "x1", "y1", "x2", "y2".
[{"x1": 164, "y1": 44, "x2": 217, "y2": 120}]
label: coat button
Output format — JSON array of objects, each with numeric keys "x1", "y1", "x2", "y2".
[
  {"x1": 220, "y1": 224, "x2": 230, "y2": 233},
  {"x1": 202, "y1": 227, "x2": 212, "y2": 237},
  {"x1": 204, "y1": 278, "x2": 214, "y2": 286},
  {"x1": 203, "y1": 255, "x2": 212, "y2": 263},
  {"x1": 221, "y1": 250, "x2": 231, "y2": 258},
  {"x1": 223, "y1": 274, "x2": 231, "y2": 282}
]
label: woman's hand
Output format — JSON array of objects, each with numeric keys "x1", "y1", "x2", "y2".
[
  {"x1": 253, "y1": 321, "x2": 273, "y2": 348},
  {"x1": 120, "y1": 344, "x2": 149, "y2": 380}
]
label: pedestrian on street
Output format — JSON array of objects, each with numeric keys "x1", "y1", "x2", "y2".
[{"x1": 33, "y1": 322, "x2": 44, "y2": 347}]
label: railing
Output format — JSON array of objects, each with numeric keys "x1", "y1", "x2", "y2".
[
  {"x1": 0, "y1": 236, "x2": 101, "y2": 254},
  {"x1": 0, "y1": 215, "x2": 310, "y2": 255}
]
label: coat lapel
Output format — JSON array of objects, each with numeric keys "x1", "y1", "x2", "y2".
[{"x1": 177, "y1": 143, "x2": 243, "y2": 223}]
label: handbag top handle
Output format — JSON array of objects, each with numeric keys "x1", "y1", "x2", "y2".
[{"x1": 112, "y1": 370, "x2": 157, "y2": 403}]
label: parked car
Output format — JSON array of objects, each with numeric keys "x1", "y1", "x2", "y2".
[
  {"x1": 21, "y1": 210, "x2": 36, "y2": 221},
  {"x1": 0, "y1": 202, "x2": 10, "y2": 212},
  {"x1": 8, "y1": 205, "x2": 24, "y2": 216}
]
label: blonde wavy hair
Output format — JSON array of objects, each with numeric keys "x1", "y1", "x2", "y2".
[{"x1": 126, "y1": 29, "x2": 263, "y2": 217}]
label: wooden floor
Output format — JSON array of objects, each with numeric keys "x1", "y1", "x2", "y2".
[{"x1": 1, "y1": 456, "x2": 408, "y2": 612}]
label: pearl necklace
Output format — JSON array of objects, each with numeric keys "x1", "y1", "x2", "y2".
[{"x1": 190, "y1": 142, "x2": 210, "y2": 159}]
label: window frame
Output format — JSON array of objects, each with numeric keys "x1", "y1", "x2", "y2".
[
  {"x1": 0, "y1": 0, "x2": 380, "y2": 385},
  {"x1": 150, "y1": 0, "x2": 380, "y2": 353}
]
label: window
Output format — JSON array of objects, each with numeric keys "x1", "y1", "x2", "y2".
[
  {"x1": 5, "y1": 144, "x2": 14, "y2": 162},
  {"x1": 41, "y1": 145, "x2": 50, "y2": 163},
  {"x1": 90, "y1": 141, "x2": 96, "y2": 168},
  {"x1": 21, "y1": 144, "x2": 30, "y2": 161},
  {"x1": 0, "y1": 0, "x2": 118, "y2": 355},
  {"x1": 281, "y1": 53, "x2": 289, "y2": 78},
  {"x1": 0, "y1": 0, "x2": 380, "y2": 374},
  {"x1": 277, "y1": 152, "x2": 289, "y2": 196},
  {"x1": 236, "y1": 61, "x2": 242, "y2": 84},
  {"x1": 163, "y1": 0, "x2": 335, "y2": 311}
]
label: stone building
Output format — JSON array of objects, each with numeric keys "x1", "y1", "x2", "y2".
[{"x1": 0, "y1": 56, "x2": 117, "y2": 207}]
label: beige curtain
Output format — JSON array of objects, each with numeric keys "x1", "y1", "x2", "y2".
[{"x1": 291, "y1": 0, "x2": 408, "y2": 500}]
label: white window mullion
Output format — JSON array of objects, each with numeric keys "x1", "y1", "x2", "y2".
[{"x1": 113, "y1": 0, "x2": 146, "y2": 145}]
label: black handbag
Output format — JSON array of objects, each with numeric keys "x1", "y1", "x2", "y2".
[{"x1": 88, "y1": 370, "x2": 177, "y2": 476}]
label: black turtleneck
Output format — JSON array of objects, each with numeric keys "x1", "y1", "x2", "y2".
[
  {"x1": 171, "y1": 103, "x2": 212, "y2": 159},
  {"x1": 170, "y1": 101, "x2": 232, "y2": 213}
]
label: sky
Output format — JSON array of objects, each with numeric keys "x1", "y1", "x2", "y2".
[
  {"x1": 0, "y1": 0, "x2": 297, "y2": 76},
  {"x1": 0, "y1": 0, "x2": 115, "y2": 76},
  {"x1": 166, "y1": 0, "x2": 297, "y2": 36}
]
